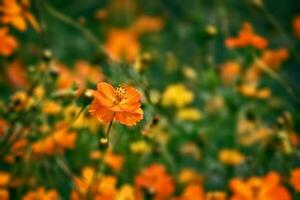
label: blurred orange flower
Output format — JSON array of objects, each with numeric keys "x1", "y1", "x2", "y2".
[
  {"x1": 177, "y1": 184, "x2": 205, "y2": 200},
  {"x1": 291, "y1": 168, "x2": 300, "y2": 192},
  {"x1": 135, "y1": 164, "x2": 174, "y2": 200},
  {"x1": 105, "y1": 29, "x2": 140, "y2": 62},
  {"x1": 220, "y1": 61, "x2": 241, "y2": 85},
  {"x1": 104, "y1": 150, "x2": 124, "y2": 172},
  {"x1": 229, "y1": 172, "x2": 291, "y2": 200},
  {"x1": 72, "y1": 167, "x2": 118, "y2": 200},
  {"x1": 32, "y1": 123, "x2": 77, "y2": 156},
  {"x1": 0, "y1": 28, "x2": 18, "y2": 56},
  {"x1": 293, "y1": 16, "x2": 300, "y2": 38},
  {"x1": 89, "y1": 82, "x2": 143, "y2": 126},
  {"x1": 105, "y1": 16, "x2": 164, "y2": 62},
  {"x1": 225, "y1": 22, "x2": 268, "y2": 49},
  {"x1": 260, "y1": 48, "x2": 289, "y2": 70},
  {"x1": 178, "y1": 168, "x2": 202, "y2": 185},
  {"x1": 132, "y1": 15, "x2": 164, "y2": 35},
  {"x1": 0, "y1": 0, "x2": 40, "y2": 31},
  {"x1": 6, "y1": 60, "x2": 29, "y2": 87},
  {"x1": 54, "y1": 61, "x2": 105, "y2": 96},
  {"x1": 0, "y1": 119, "x2": 8, "y2": 136},
  {"x1": 22, "y1": 187, "x2": 59, "y2": 200},
  {"x1": 0, "y1": 171, "x2": 10, "y2": 186},
  {"x1": 0, "y1": 189, "x2": 9, "y2": 200}
]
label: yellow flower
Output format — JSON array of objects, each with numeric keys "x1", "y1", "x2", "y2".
[
  {"x1": 130, "y1": 140, "x2": 152, "y2": 154},
  {"x1": 161, "y1": 84, "x2": 194, "y2": 108},
  {"x1": 218, "y1": 149, "x2": 245, "y2": 165},
  {"x1": 33, "y1": 85, "x2": 45, "y2": 100},
  {"x1": 116, "y1": 185, "x2": 136, "y2": 200},
  {"x1": 11, "y1": 91, "x2": 33, "y2": 111},
  {"x1": 64, "y1": 104, "x2": 99, "y2": 133},
  {"x1": 178, "y1": 168, "x2": 202, "y2": 185},
  {"x1": 149, "y1": 89, "x2": 161, "y2": 104},
  {"x1": 206, "y1": 191, "x2": 227, "y2": 200},
  {"x1": 205, "y1": 95, "x2": 225, "y2": 114},
  {"x1": 256, "y1": 88, "x2": 272, "y2": 99},
  {"x1": 177, "y1": 107, "x2": 202, "y2": 121},
  {"x1": 180, "y1": 142, "x2": 201, "y2": 160},
  {"x1": 183, "y1": 66, "x2": 197, "y2": 81},
  {"x1": 42, "y1": 101, "x2": 61, "y2": 115}
]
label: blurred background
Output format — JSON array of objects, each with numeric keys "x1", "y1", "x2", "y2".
[{"x1": 0, "y1": 0, "x2": 300, "y2": 199}]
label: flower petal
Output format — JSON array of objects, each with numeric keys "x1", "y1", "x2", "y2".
[
  {"x1": 114, "y1": 108, "x2": 143, "y2": 126},
  {"x1": 92, "y1": 82, "x2": 116, "y2": 107},
  {"x1": 89, "y1": 100, "x2": 115, "y2": 123}
]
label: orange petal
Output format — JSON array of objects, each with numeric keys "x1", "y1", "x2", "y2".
[
  {"x1": 114, "y1": 108, "x2": 143, "y2": 126},
  {"x1": 25, "y1": 13, "x2": 40, "y2": 32},
  {"x1": 117, "y1": 86, "x2": 141, "y2": 111},
  {"x1": 93, "y1": 82, "x2": 116, "y2": 107},
  {"x1": 11, "y1": 16, "x2": 27, "y2": 31},
  {"x1": 89, "y1": 100, "x2": 115, "y2": 123}
]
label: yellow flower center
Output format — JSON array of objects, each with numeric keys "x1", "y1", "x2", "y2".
[{"x1": 114, "y1": 87, "x2": 127, "y2": 104}]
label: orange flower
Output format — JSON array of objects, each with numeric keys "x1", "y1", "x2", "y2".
[
  {"x1": 53, "y1": 61, "x2": 105, "y2": 96},
  {"x1": 220, "y1": 61, "x2": 241, "y2": 85},
  {"x1": 0, "y1": 171, "x2": 10, "y2": 186},
  {"x1": 0, "y1": 189, "x2": 9, "y2": 200},
  {"x1": 71, "y1": 167, "x2": 117, "y2": 200},
  {"x1": 135, "y1": 164, "x2": 175, "y2": 200},
  {"x1": 132, "y1": 15, "x2": 164, "y2": 35},
  {"x1": 0, "y1": 0, "x2": 40, "y2": 31},
  {"x1": 22, "y1": 187, "x2": 59, "y2": 200},
  {"x1": 89, "y1": 82, "x2": 143, "y2": 126},
  {"x1": 177, "y1": 184, "x2": 205, "y2": 200},
  {"x1": 0, "y1": 28, "x2": 18, "y2": 56},
  {"x1": 104, "y1": 150, "x2": 124, "y2": 172},
  {"x1": 105, "y1": 29, "x2": 140, "y2": 62},
  {"x1": 229, "y1": 172, "x2": 291, "y2": 200},
  {"x1": 6, "y1": 59, "x2": 29, "y2": 87},
  {"x1": 0, "y1": 119, "x2": 8, "y2": 136},
  {"x1": 293, "y1": 16, "x2": 300, "y2": 38},
  {"x1": 225, "y1": 22, "x2": 268, "y2": 49},
  {"x1": 32, "y1": 123, "x2": 77, "y2": 156},
  {"x1": 291, "y1": 168, "x2": 300, "y2": 192},
  {"x1": 260, "y1": 48, "x2": 289, "y2": 71}
]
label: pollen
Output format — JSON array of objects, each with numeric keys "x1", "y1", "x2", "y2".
[{"x1": 114, "y1": 86, "x2": 127, "y2": 104}]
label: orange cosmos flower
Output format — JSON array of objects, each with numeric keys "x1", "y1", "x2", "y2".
[
  {"x1": 0, "y1": 189, "x2": 9, "y2": 200},
  {"x1": 229, "y1": 172, "x2": 291, "y2": 200},
  {"x1": 0, "y1": 27, "x2": 18, "y2": 56},
  {"x1": 177, "y1": 184, "x2": 205, "y2": 200},
  {"x1": 220, "y1": 61, "x2": 241, "y2": 85},
  {"x1": 71, "y1": 167, "x2": 118, "y2": 200},
  {"x1": 0, "y1": 0, "x2": 40, "y2": 31},
  {"x1": 89, "y1": 82, "x2": 143, "y2": 126},
  {"x1": 105, "y1": 29, "x2": 140, "y2": 62},
  {"x1": 225, "y1": 22, "x2": 268, "y2": 49},
  {"x1": 104, "y1": 150, "x2": 124, "y2": 172},
  {"x1": 293, "y1": 16, "x2": 300, "y2": 38},
  {"x1": 291, "y1": 168, "x2": 300, "y2": 192},
  {"x1": 132, "y1": 15, "x2": 164, "y2": 35},
  {"x1": 32, "y1": 123, "x2": 77, "y2": 156},
  {"x1": 22, "y1": 187, "x2": 59, "y2": 200},
  {"x1": 135, "y1": 164, "x2": 175, "y2": 200},
  {"x1": 6, "y1": 59, "x2": 29, "y2": 87}
]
